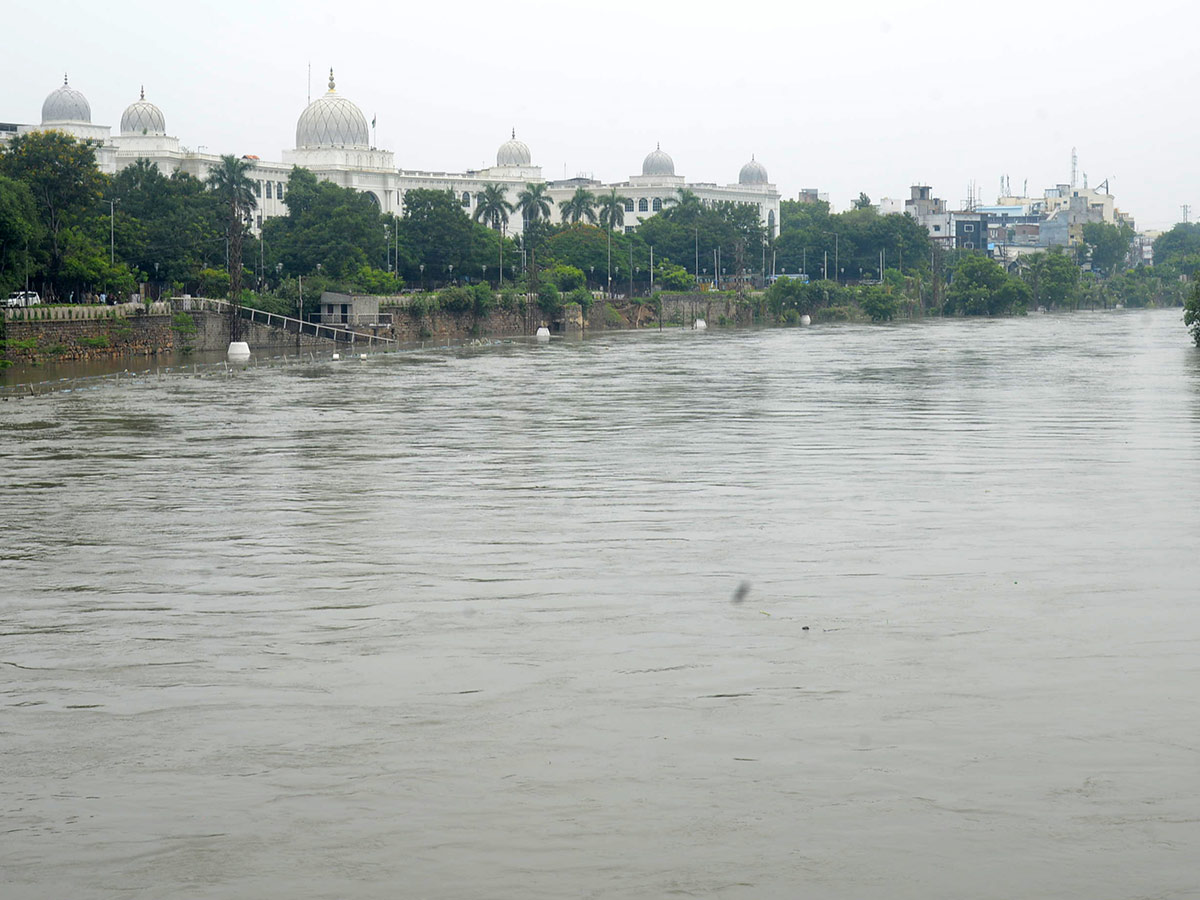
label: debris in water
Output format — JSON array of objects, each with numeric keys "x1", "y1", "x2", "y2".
[{"x1": 731, "y1": 580, "x2": 751, "y2": 604}]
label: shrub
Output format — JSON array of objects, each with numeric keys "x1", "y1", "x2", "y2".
[
  {"x1": 547, "y1": 265, "x2": 586, "y2": 293},
  {"x1": 471, "y1": 283, "x2": 496, "y2": 317},
  {"x1": 566, "y1": 286, "x2": 592, "y2": 316},
  {"x1": 538, "y1": 283, "x2": 562, "y2": 317},
  {"x1": 438, "y1": 286, "x2": 473, "y2": 314},
  {"x1": 603, "y1": 303, "x2": 623, "y2": 327},
  {"x1": 172, "y1": 312, "x2": 198, "y2": 335}
]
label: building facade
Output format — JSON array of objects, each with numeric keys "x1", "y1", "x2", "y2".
[{"x1": 3, "y1": 72, "x2": 780, "y2": 241}]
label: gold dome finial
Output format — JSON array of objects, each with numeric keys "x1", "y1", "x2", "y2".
[{"x1": 328, "y1": 68, "x2": 335, "y2": 92}]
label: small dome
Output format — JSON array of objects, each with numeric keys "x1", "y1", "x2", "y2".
[
  {"x1": 642, "y1": 143, "x2": 675, "y2": 177},
  {"x1": 120, "y1": 87, "x2": 166, "y2": 136},
  {"x1": 42, "y1": 75, "x2": 91, "y2": 124},
  {"x1": 496, "y1": 129, "x2": 531, "y2": 166},
  {"x1": 295, "y1": 68, "x2": 369, "y2": 150},
  {"x1": 739, "y1": 155, "x2": 769, "y2": 185}
]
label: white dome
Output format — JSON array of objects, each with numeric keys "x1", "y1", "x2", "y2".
[
  {"x1": 120, "y1": 87, "x2": 166, "y2": 135},
  {"x1": 42, "y1": 75, "x2": 91, "y2": 124},
  {"x1": 295, "y1": 69, "x2": 369, "y2": 150},
  {"x1": 739, "y1": 156, "x2": 769, "y2": 185},
  {"x1": 642, "y1": 143, "x2": 675, "y2": 177},
  {"x1": 496, "y1": 129, "x2": 531, "y2": 166}
]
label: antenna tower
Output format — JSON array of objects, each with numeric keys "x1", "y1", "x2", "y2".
[
  {"x1": 1182, "y1": 204, "x2": 1191, "y2": 224},
  {"x1": 1070, "y1": 147, "x2": 1078, "y2": 188}
]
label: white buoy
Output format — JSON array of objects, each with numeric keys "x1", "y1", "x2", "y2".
[
  {"x1": 359, "y1": 353, "x2": 367, "y2": 360},
  {"x1": 799, "y1": 314, "x2": 812, "y2": 326},
  {"x1": 227, "y1": 341, "x2": 251, "y2": 362},
  {"x1": 536, "y1": 326, "x2": 550, "y2": 341},
  {"x1": 694, "y1": 318, "x2": 707, "y2": 330},
  {"x1": 332, "y1": 352, "x2": 341, "y2": 361}
]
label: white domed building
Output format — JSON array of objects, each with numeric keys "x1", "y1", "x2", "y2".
[
  {"x1": 12, "y1": 76, "x2": 116, "y2": 168},
  {"x1": 739, "y1": 155, "x2": 769, "y2": 186},
  {"x1": 111, "y1": 87, "x2": 183, "y2": 169},
  {"x1": 563, "y1": 144, "x2": 779, "y2": 239},
  {"x1": 4, "y1": 71, "x2": 779, "y2": 246}
]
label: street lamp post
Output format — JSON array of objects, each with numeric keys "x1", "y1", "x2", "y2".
[
  {"x1": 629, "y1": 244, "x2": 634, "y2": 298},
  {"x1": 822, "y1": 231, "x2": 839, "y2": 283},
  {"x1": 419, "y1": 263, "x2": 425, "y2": 291},
  {"x1": 105, "y1": 199, "x2": 119, "y2": 265}
]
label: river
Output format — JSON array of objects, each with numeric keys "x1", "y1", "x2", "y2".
[{"x1": 2, "y1": 309, "x2": 1198, "y2": 899}]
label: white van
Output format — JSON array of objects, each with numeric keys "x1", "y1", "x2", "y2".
[{"x1": 5, "y1": 291, "x2": 41, "y2": 308}]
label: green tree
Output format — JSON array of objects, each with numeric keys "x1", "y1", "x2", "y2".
[
  {"x1": 1152, "y1": 223, "x2": 1200, "y2": 275},
  {"x1": 206, "y1": 155, "x2": 257, "y2": 335},
  {"x1": 0, "y1": 174, "x2": 41, "y2": 296},
  {"x1": 559, "y1": 187, "x2": 597, "y2": 225},
  {"x1": 546, "y1": 265, "x2": 585, "y2": 292},
  {"x1": 398, "y1": 188, "x2": 510, "y2": 287},
  {"x1": 853, "y1": 192, "x2": 872, "y2": 210},
  {"x1": 110, "y1": 159, "x2": 226, "y2": 293},
  {"x1": 263, "y1": 166, "x2": 388, "y2": 280},
  {"x1": 1185, "y1": 281, "x2": 1200, "y2": 346},
  {"x1": 1082, "y1": 222, "x2": 1134, "y2": 277},
  {"x1": 0, "y1": 131, "x2": 106, "y2": 296},
  {"x1": 516, "y1": 183, "x2": 555, "y2": 224},
  {"x1": 945, "y1": 253, "x2": 1018, "y2": 316},
  {"x1": 597, "y1": 189, "x2": 629, "y2": 232},
  {"x1": 858, "y1": 285, "x2": 897, "y2": 321},
  {"x1": 1025, "y1": 248, "x2": 1080, "y2": 309},
  {"x1": 473, "y1": 183, "x2": 513, "y2": 230}
]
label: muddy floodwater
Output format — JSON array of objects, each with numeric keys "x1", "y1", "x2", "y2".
[{"x1": 2, "y1": 310, "x2": 1198, "y2": 899}]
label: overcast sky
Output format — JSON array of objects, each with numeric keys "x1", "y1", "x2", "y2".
[{"x1": 3, "y1": 0, "x2": 1195, "y2": 229}]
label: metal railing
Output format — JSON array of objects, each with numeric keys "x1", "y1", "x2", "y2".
[{"x1": 171, "y1": 297, "x2": 396, "y2": 346}]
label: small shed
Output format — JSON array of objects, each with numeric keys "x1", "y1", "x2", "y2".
[{"x1": 319, "y1": 292, "x2": 381, "y2": 326}]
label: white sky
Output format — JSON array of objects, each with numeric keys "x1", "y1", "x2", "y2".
[{"x1": 3, "y1": 0, "x2": 1195, "y2": 229}]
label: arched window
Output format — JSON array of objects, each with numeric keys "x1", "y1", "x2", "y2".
[
  {"x1": 768, "y1": 209, "x2": 776, "y2": 238},
  {"x1": 624, "y1": 199, "x2": 634, "y2": 213},
  {"x1": 462, "y1": 192, "x2": 471, "y2": 207},
  {"x1": 652, "y1": 197, "x2": 662, "y2": 212},
  {"x1": 638, "y1": 198, "x2": 648, "y2": 212}
]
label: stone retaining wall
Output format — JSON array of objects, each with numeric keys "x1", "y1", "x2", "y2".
[{"x1": 1, "y1": 314, "x2": 177, "y2": 364}]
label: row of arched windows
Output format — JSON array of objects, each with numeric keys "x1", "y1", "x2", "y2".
[
  {"x1": 626, "y1": 197, "x2": 665, "y2": 214},
  {"x1": 254, "y1": 180, "x2": 285, "y2": 200}
]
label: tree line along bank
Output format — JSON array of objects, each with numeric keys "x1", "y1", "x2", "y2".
[{"x1": 3, "y1": 130, "x2": 1199, "y2": 345}]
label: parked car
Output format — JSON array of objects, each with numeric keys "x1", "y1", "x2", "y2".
[{"x1": 5, "y1": 291, "x2": 41, "y2": 308}]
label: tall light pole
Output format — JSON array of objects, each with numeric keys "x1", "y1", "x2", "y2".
[
  {"x1": 629, "y1": 243, "x2": 633, "y2": 298},
  {"x1": 822, "y1": 231, "x2": 839, "y2": 283},
  {"x1": 106, "y1": 199, "x2": 119, "y2": 265}
]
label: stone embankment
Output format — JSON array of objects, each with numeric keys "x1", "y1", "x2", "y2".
[{"x1": 1, "y1": 291, "x2": 763, "y2": 366}]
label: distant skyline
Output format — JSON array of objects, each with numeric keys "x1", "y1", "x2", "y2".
[{"x1": 3, "y1": 0, "x2": 1195, "y2": 229}]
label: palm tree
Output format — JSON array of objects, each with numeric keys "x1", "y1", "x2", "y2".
[
  {"x1": 206, "y1": 155, "x2": 257, "y2": 340},
  {"x1": 473, "y1": 183, "x2": 513, "y2": 230},
  {"x1": 663, "y1": 188, "x2": 703, "y2": 222},
  {"x1": 516, "y1": 182, "x2": 555, "y2": 224},
  {"x1": 560, "y1": 187, "x2": 597, "y2": 225},
  {"x1": 597, "y1": 189, "x2": 629, "y2": 232}
]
